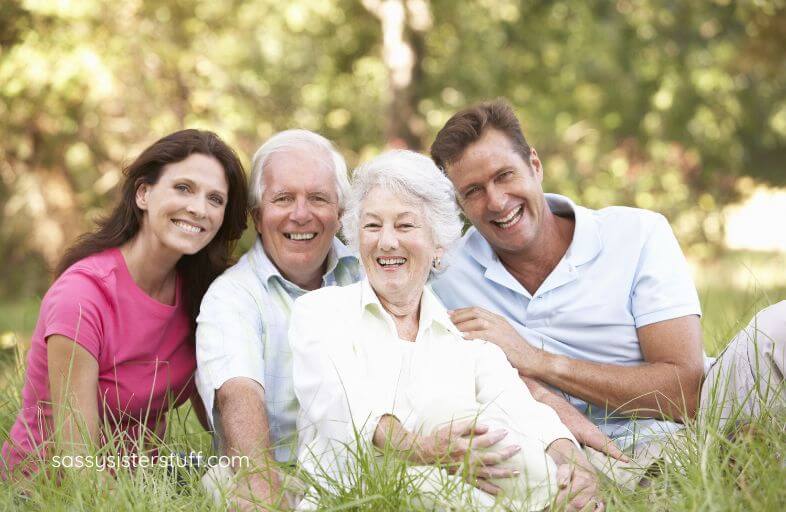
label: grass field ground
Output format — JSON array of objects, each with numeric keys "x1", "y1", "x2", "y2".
[{"x1": 0, "y1": 250, "x2": 783, "y2": 511}]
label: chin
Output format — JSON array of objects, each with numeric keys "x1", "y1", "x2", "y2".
[{"x1": 169, "y1": 238, "x2": 211, "y2": 256}]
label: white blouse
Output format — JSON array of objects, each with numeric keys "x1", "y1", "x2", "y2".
[{"x1": 288, "y1": 279, "x2": 576, "y2": 483}]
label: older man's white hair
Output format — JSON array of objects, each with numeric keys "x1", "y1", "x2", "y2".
[
  {"x1": 249, "y1": 129, "x2": 350, "y2": 211},
  {"x1": 342, "y1": 150, "x2": 463, "y2": 267}
]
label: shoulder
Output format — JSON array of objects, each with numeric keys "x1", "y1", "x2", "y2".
[
  {"x1": 46, "y1": 250, "x2": 119, "y2": 301},
  {"x1": 591, "y1": 205, "x2": 666, "y2": 236},
  {"x1": 586, "y1": 206, "x2": 675, "y2": 259},
  {"x1": 460, "y1": 337, "x2": 510, "y2": 365},
  {"x1": 202, "y1": 250, "x2": 261, "y2": 301}
]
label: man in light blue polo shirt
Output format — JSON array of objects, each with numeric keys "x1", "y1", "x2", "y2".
[
  {"x1": 195, "y1": 130, "x2": 361, "y2": 508},
  {"x1": 429, "y1": 100, "x2": 784, "y2": 467}
]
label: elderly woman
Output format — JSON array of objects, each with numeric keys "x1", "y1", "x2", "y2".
[{"x1": 289, "y1": 151, "x2": 602, "y2": 511}]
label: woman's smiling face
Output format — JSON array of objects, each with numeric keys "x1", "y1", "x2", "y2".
[
  {"x1": 359, "y1": 186, "x2": 441, "y2": 305},
  {"x1": 136, "y1": 153, "x2": 228, "y2": 257}
]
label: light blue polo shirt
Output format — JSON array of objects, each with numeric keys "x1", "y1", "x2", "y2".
[{"x1": 432, "y1": 194, "x2": 702, "y2": 449}]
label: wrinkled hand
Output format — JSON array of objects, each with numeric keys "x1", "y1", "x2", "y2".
[
  {"x1": 553, "y1": 463, "x2": 604, "y2": 512},
  {"x1": 449, "y1": 307, "x2": 541, "y2": 376},
  {"x1": 414, "y1": 418, "x2": 521, "y2": 495},
  {"x1": 230, "y1": 471, "x2": 284, "y2": 512}
]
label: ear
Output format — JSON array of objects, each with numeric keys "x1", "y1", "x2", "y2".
[
  {"x1": 529, "y1": 148, "x2": 543, "y2": 184},
  {"x1": 251, "y1": 207, "x2": 263, "y2": 234},
  {"x1": 135, "y1": 182, "x2": 151, "y2": 211}
]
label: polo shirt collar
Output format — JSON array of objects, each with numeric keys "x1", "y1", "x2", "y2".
[
  {"x1": 360, "y1": 278, "x2": 460, "y2": 338},
  {"x1": 546, "y1": 193, "x2": 602, "y2": 267},
  {"x1": 250, "y1": 236, "x2": 357, "y2": 291},
  {"x1": 464, "y1": 193, "x2": 602, "y2": 270}
]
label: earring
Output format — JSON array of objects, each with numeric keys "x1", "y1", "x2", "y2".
[{"x1": 432, "y1": 256, "x2": 441, "y2": 270}]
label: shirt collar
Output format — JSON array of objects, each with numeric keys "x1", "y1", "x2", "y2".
[
  {"x1": 250, "y1": 236, "x2": 358, "y2": 291},
  {"x1": 359, "y1": 278, "x2": 461, "y2": 337},
  {"x1": 545, "y1": 193, "x2": 602, "y2": 267},
  {"x1": 464, "y1": 193, "x2": 601, "y2": 269}
]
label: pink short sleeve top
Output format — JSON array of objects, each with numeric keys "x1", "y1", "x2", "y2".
[{"x1": 1, "y1": 248, "x2": 196, "y2": 476}]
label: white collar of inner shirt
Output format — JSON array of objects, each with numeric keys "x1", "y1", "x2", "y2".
[
  {"x1": 465, "y1": 193, "x2": 602, "y2": 271},
  {"x1": 359, "y1": 278, "x2": 462, "y2": 339}
]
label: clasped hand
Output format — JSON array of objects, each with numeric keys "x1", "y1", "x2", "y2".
[{"x1": 412, "y1": 418, "x2": 520, "y2": 495}]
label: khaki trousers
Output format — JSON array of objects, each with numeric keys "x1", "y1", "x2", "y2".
[{"x1": 699, "y1": 301, "x2": 786, "y2": 427}]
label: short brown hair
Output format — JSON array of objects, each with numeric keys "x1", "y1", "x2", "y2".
[{"x1": 430, "y1": 98, "x2": 532, "y2": 171}]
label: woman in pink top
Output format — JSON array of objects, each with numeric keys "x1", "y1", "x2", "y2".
[{"x1": 1, "y1": 129, "x2": 248, "y2": 478}]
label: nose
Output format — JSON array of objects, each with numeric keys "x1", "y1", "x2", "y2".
[
  {"x1": 290, "y1": 197, "x2": 312, "y2": 224},
  {"x1": 486, "y1": 184, "x2": 507, "y2": 213},
  {"x1": 378, "y1": 224, "x2": 399, "y2": 251},
  {"x1": 186, "y1": 196, "x2": 207, "y2": 219}
]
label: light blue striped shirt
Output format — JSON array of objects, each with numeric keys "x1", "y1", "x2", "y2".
[{"x1": 195, "y1": 237, "x2": 361, "y2": 463}]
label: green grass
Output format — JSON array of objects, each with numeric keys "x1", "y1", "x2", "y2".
[{"x1": 1, "y1": 251, "x2": 784, "y2": 511}]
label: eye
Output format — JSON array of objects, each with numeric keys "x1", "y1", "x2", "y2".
[
  {"x1": 497, "y1": 170, "x2": 514, "y2": 181},
  {"x1": 175, "y1": 183, "x2": 190, "y2": 193},
  {"x1": 310, "y1": 195, "x2": 329, "y2": 204},
  {"x1": 273, "y1": 195, "x2": 293, "y2": 204},
  {"x1": 463, "y1": 186, "x2": 480, "y2": 199},
  {"x1": 209, "y1": 194, "x2": 225, "y2": 206},
  {"x1": 362, "y1": 222, "x2": 381, "y2": 229},
  {"x1": 397, "y1": 223, "x2": 416, "y2": 231}
]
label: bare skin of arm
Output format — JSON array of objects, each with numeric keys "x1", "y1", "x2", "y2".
[
  {"x1": 216, "y1": 377, "x2": 282, "y2": 511},
  {"x1": 47, "y1": 335, "x2": 101, "y2": 455},
  {"x1": 543, "y1": 316, "x2": 704, "y2": 421},
  {"x1": 452, "y1": 308, "x2": 704, "y2": 422},
  {"x1": 522, "y1": 377, "x2": 628, "y2": 461}
]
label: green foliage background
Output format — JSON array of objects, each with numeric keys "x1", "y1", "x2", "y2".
[{"x1": 1, "y1": 0, "x2": 785, "y2": 300}]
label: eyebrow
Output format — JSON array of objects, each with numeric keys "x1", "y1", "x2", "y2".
[{"x1": 361, "y1": 211, "x2": 418, "y2": 219}]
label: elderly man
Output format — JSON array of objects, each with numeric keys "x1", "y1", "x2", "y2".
[
  {"x1": 429, "y1": 100, "x2": 785, "y2": 482},
  {"x1": 195, "y1": 130, "x2": 361, "y2": 509}
]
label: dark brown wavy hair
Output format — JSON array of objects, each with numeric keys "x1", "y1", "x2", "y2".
[{"x1": 55, "y1": 129, "x2": 249, "y2": 327}]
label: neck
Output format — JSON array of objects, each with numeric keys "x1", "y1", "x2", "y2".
[
  {"x1": 283, "y1": 263, "x2": 326, "y2": 291},
  {"x1": 121, "y1": 232, "x2": 180, "y2": 301},
  {"x1": 379, "y1": 288, "x2": 423, "y2": 342},
  {"x1": 498, "y1": 207, "x2": 575, "y2": 294}
]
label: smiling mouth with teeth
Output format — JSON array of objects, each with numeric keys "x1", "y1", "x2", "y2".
[
  {"x1": 172, "y1": 219, "x2": 205, "y2": 233},
  {"x1": 377, "y1": 257, "x2": 407, "y2": 267},
  {"x1": 491, "y1": 205, "x2": 523, "y2": 229},
  {"x1": 285, "y1": 232, "x2": 317, "y2": 241}
]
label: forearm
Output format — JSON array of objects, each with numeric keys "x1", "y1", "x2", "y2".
[
  {"x1": 52, "y1": 406, "x2": 100, "y2": 455},
  {"x1": 47, "y1": 335, "x2": 101, "y2": 456},
  {"x1": 372, "y1": 415, "x2": 425, "y2": 464},
  {"x1": 216, "y1": 380, "x2": 279, "y2": 490},
  {"x1": 522, "y1": 377, "x2": 586, "y2": 425},
  {"x1": 546, "y1": 438, "x2": 593, "y2": 473},
  {"x1": 533, "y1": 353, "x2": 701, "y2": 421}
]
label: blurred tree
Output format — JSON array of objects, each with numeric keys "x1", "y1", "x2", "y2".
[{"x1": 1, "y1": 0, "x2": 784, "y2": 299}]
